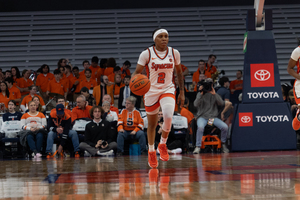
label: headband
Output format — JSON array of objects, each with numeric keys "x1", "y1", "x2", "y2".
[{"x1": 153, "y1": 29, "x2": 168, "y2": 42}]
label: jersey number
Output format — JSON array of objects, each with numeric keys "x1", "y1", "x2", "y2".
[
  {"x1": 157, "y1": 72, "x2": 166, "y2": 84},
  {"x1": 127, "y1": 118, "x2": 133, "y2": 126}
]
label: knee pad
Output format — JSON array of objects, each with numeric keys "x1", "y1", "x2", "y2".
[{"x1": 160, "y1": 97, "x2": 175, "y2": 132}]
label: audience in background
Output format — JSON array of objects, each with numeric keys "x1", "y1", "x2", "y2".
[
  {"x1": 0, "y1": 81, "x2": 10, "y2": 111},
  {"x1": 80, "y1": 87, "x2": 96, "y2": 106},
  {"x1": 121, "y1": 60, "x2": 131, "y2": 79},
  {"x1": 17, "y1": 69, "x2": 34, "y2": 97},
  {"x1": 5, "y1": 77, "x2": 21, "y2": 105},
  {"x1": 20, "y1": 85, "x2": 45, "y2": 112},
  {"x1": 36, "y1": 64, "x2": 54, "y2": 101},
  {"x1": 71, "y1": 95, "x2": 92, "y2": 122},
  {"x1": 205, "y1": 54, "x2": 217, "y2": 74},
  {"x1": 229, "y1": 70, "x2": 243, "y2": 94},
  {"x1": 193, "y1": 60, "x2": 211, "y2": 91},
  {"x1": 2, "y1": 100, "x2": 22, "y2": 122},
  {"x1": 11, "y1": 66, "x2": 21, "y2": 84}
]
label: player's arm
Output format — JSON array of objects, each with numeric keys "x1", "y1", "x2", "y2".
[
  {"x1": 287, "y1": 58, "x2": 300, "y2": 80},
  {"x1": 132, "y1": 64, "x2": 144, "y2": 77}
]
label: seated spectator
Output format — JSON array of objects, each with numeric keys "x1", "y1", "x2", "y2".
[
  {"x1": 79, "y1": 60, "x2": 91, "y2": 80},
  {"x1": 79, "y1": 69, "x2": 97, "y2": 91},
  {"x1": 89, "y1": 56, "x2": 100, "y2": 80},
  {"x1": 217, "y1": 77, "x2": 232, "y2": 122},
  {"x1": 93, "y1": 75, "x2": 114, "y2": 106},
  {"x1": 118, "y1": 75, "x2": 141, "y2": 110},
  {"x1": 193, "y1": 79, "x2": 231, "y2": 154},
  {"x1": 71, "y1": 95, "x2": 93, "y2": 122},
  {"x1": 46, "y1": 104, "x2": 80, "y2": 158},
  {"x1": 2, "y1": 100, "x2": 22, "y2": 122},
  {"x1": 11, "y1": 66, "x2": 21, "y2": 85},
  {"x1": 0, "y1": 81, "x2": 11, "y2": 112},
  {"x1": 180, "y1": 98, "x2": 194, "y2": 125},
  {"x1": 36, "y1": 64, "x2": 54, "y2": 101},
  {"x1": 20, "y1": 101, "x2": 47, "y2": 158},
  {"x1": 102, "y1": 101, "x2": 118, "y2": 142},
  {"x1": 104, "y1": 57, "x2": 116, "y2": 76},
  {"x1": 96, "y1": 58, "x2": 108, "y2": 85},
  {"x1": 50, "y1": 96, "x2": 72, "y2": 116},
  {"x1": 16, "y1": 69, "x2": 34, "y2": 97},
  {"x1": 108, "y1": 66, "x2": 121, "y2": 83},
  {"x1": 21, "y1": 85, "x2": 45, "y2": 112},
  {"x1": 205, "y1": 54, "x2": 217, "y2": 74},
  {"x1": 81, "y1": 87, "x2": 96, "y2": 106},
  {"x1": 5, "y1": 77, "x2": 21, "y2": 105},
  {"x1": 47, "y1": 69, "x2": 68, "y2": 99},
  {"x1": 193, "y1": 60, "x2": 211, "y2": 91},
  {"x1": 110, "y1": 74, "x2": 125, "y2": 107},
  {"x1": 30, "y1": 96, "x2": 46, "y2": 115},
  {"x1": 121, "y1": 60, "x2": 131, "y2": 80},
  {"x1": 230, "y1": 70, "x2": 243, "y2": 94},
  {"x1": 70, "y1": 66, "x2": 82, "y2": 101},
  {"x1": 4, "y1": 70, "x2": 12, "y2": 79},
  {"x1": 103, "y1": 94, "x2": 119, "y2": 114},
  {"x1": 117, "y1": 96, "x2": 147, "y2": 155},
  {"x1": 155, "y1": 110, "x2": 182, "y2": 154},
  {"x1": 79, "y1": 106, "x2": 117, "y2": 156}
]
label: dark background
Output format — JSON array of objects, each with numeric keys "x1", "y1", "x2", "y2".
[{"x1": 0, "y1": 0, "x2": 299, "y2": 12}]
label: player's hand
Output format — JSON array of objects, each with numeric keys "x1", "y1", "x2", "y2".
[{"x1": 177, "y1": 92, "x2": 185, "y2": 108}]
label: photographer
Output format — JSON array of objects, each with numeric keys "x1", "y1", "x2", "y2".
[
  {"x1": 193, "y1": 79, "x2": 230, "y2": 154},
  {"x1": 79, "y1": 106, "x2": 117, "y2": 156}
]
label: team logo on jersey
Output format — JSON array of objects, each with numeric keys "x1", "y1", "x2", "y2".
[
  {"x1": 239, "y1": 112, "x2": 253, "y2": 127},
  {"x1": 250, "y1": 63, "x2": 274, "y2": 87},
  {"x1": 169, "y1": 59, "x2": 173, "y2": 62}
]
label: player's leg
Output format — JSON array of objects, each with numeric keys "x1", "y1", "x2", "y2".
[{"x1": 158, "y1": 95, "x2": 175, "y2": 161}]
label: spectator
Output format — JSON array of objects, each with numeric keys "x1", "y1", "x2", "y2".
[
  {"x1": 217, "y1": 77, "x2": 233, "y2": 125},
  {"x1": 79, "y1": 60, "x2": 90, "y2": 80},
  {"x1": 0, "y1": 81, "x2": 10, "y2": 112},
  {"x1": 81, "y1": 86, "x2": 96, "y2": 106},
  {"x1": 103, "y1": 94, "x2": 119, "y2": 114},
  {"x1": 30, "y1": 96, "x2": 46, "y2": 115},
  {"x1": 5, "y1": 77, "x2": 21, "y2": 105},
  {"x1": 205, "y1": 54, "x2": 217, "y2": 74},
  {"x1": 93, "y1": 75, "x2": 114, "y2": 106},
  {"x1": 281, "y1": 83, "x2": 292, "y2": 102},
  {"x1": 64, "y1": 65, "x2": 74, "y2": 90},
  {"x1": 121, "y1": 60, "x2": 131, "y2": 80},
  {"x1": 4, "y1": 70, "x2": 12, "y2": 79},
  {"x1": 50, "y1": 96, "x2": 72, "y2": 117},
  {"x1": 46, "y1": 69, "x2": 68, "y2": 99},
  {"x1": 79, "y1": 106, "x2": 117, "y2": 156},
  {"x1": 57, "y1": 58, "x2": 70, "y2": 69},
  {"x1": 11, "y1": 66, "x2": 21, "y2": 84},
  {"x1": 2, "y1": 100, "x2": 22, "y2": 122},
  {"x1": 16, "y1": 69, "x2": 34, "y2": 97},
  {"x1": 155, "y1": 110, "x2": 183, "y2": 154},
  {"x1": 70, "y1": 66, "x2": 82, "y2": 101},
  {"x1": 118, "y1": 75, "x2": 141, "y2": 110},
  {"x1": 89, "y1": 56, "x2": 100, "y2": 80},
  {"x1": 102, "y1": 101, "x2": 118, "y2": 141},
  {"x1": 71, "y1": 95, "x2": 93, "y2": 122},
  {"x1": 193, "y1": 60, "x2": 211, "y2": 91},
  {"x1": 193, "y1": 79, "x2": 231, "y2": 154},
  {"x1": 108, "y1": 66, "x2": 121, "y2": 83},
  {"x1": 20, "y1": 101, "x2": 47, "y2": 158},
  {"x1": 117, "y1": 96, "x2": 147, "y2": 155},
  {"x1": 36, "y1": 64, "x2": 54, "y2": 101},
  {"x1": 96, "y1": 58, "x2": 108, "y2": 85},
  {"x1": 21, "y1": 85, "x2": 45, "y2": 112},
  {"x1": 46, "y1": 104, "x2": 80, "y2": 158},
  {"x1": 179, "y1": 98, "x2": 194, "y2": 125},
  {"x1": 104, "y1": 58, "x2": 117, "y2": 76},
  {"x1": 110, "y1": 74, "x2": 125, "y2": 107},
  {"x1": 78, "y1": 69, "x2": 97, "y2": 92},
  {"x1": 229, "y1": 70, "x2": 243, "y2": 94}
]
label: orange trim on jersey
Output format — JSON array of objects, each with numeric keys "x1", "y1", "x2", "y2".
[
  {"x1": 158, "y1": 93, "x2": 175, "y2": 102},
  {"x1": 172, "y1": 48, "x2": 176, "y2": 64},
  {"x1": 153, "y1": 46, "x2": 169, "y2": 60},
  {"x1": 145, "y1": 101, "x2": 160, "y2": 112}
]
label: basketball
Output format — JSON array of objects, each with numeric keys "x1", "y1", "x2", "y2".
[{"x1": 129, "y1": 74, "x2": 150, "y2": 96}]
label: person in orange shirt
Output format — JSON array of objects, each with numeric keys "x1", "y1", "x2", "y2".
[
  {"x1": 71, "y1": 95, "x2": 92, "y2": 122},
  {"x1": 46, "y1": 69, "x2": 68, "y2": 99},
  {"x1": 110, "y1": 74, "x2": 125, "y2": 100},
  {"x1": 108, "y1": 66, "x2": 122, "y2": 83},
  {"x1": 93, "y1": 75, "x2": 114, "y2": 106},
  {"x1": 193, "y1": 60, "x2": 211, "y2": 91},
  {"x1": 17, "y1": 69, "x2": 34, "y2": 96},
  {"x1": 103, "y1": 94, "x2": 119, "y2": 115},
  {"x1": 5, "y1": 77, "x2": 21, "y2": 105},
  {"x1": 205, "y1": 54, "x2": 218, "y2": 74},
  {"x1": 0, "y1": 81, "x2": 11, "y2": 111},
  {"x1": 121, "y1": 60, "x2": 131, "y2": 80},
  {"x1": 230, "y1": 70, "x2": 243, "y2": 94},
  {"x1": 89, "y1": 56, "x2": 100, "y2": 81},
  {"x1": 36, "y1": 64, "x2": 54, "y2": 101},
  {"x1": 20, "y1": 85, "x2": 45, "y2": 112},
  {"x1": 96, "y1": 58, "x2": 107, "y2": 85},
  {"x1": 104, "y1": 57, "x2": 116, "y2": 76},
  {"x1": 11, "y1": 66, "x2": 21, "y2": 85},
  {"x1": 180, "y1": 98, "x2": 194, "y2": 125},
  {"x1": 79, "y1": 69, "x2": 97, "y2": 92},
  {"x1": 70, "y1": 67, "x2": 83, "y2": 102},
  {"x1": 79, "y1": 60, "x2": 90, "y2": 80}
]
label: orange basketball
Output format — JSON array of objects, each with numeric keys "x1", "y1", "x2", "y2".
[{"x1": 129, "y1": 74, "x2": 151, "y2": 96}]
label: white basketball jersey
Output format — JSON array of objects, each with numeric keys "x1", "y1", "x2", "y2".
[{"x1": 146, "y1": 46, "x2": 175, "y2": 91}]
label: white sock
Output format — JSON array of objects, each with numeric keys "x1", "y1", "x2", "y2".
[
  {"x1": 160, "y1": 137, "x2": 168, "y2": 144},
  {"x1": 149, "y1": 144, "x2": 155, "y2": 152}
]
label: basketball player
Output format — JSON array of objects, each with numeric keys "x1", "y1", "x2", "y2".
[{"x1": 132, "y1": 28, "x2": 185, "y2": 168}]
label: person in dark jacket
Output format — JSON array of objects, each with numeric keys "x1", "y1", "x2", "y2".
[
  {"x1": 46, "y1": 104, "x2": 80, "y2": 158},
  {"x1": 79, "y1": 105, "x2": 117, "y2": 156}
]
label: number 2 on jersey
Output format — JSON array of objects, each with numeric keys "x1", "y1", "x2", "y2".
[{"x1": 157, "y1": 72, "x2": 166, "y2": 84}]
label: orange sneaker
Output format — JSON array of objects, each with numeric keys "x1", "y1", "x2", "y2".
[
  {"x1": 46, "y1": 152, "x2": 53, "y2": 158},
  {"x1": 148, "y1": 150, "x2": 158, "y2": 168},
  {"x1": 74, "y1": 152, "x2": 80, "y2": 158},
  {"x1": 149, "y1": 169, "x2": 159, "y2": 183},
  {"x1": 158, "y1": 143, "x2": 169, "y2": 161}
]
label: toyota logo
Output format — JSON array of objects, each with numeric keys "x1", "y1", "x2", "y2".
[
  {"x1": 254, "y1": 70, "x2": 271, "y2": 81},
  {"x1": 241, "y1": 116, "x2": 251, "y2": 123}
]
